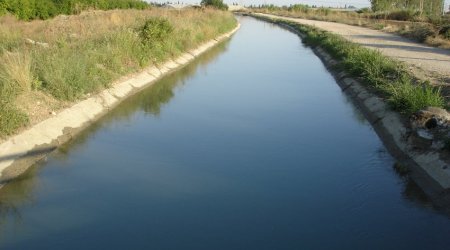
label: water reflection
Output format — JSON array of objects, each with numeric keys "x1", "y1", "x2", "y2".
[
  {"x1": 0, "y1": 166, "x2": 39, "y2": 233},
  {"x1": 402, "y1": 176, "x2": 432, "y2": 207},
  {"x1": 0, "y1": 39, "x2": 230, "y2": 228},
  {"x1": 58, "y1": 40, "x2": 229, "y2": 157}
]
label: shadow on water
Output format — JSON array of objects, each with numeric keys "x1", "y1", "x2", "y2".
[{"x1": 0, "y1": 39, "x2": 231, "y2": 226}]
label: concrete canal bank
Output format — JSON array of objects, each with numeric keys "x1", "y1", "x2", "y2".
[{"x1": 0, "y1": 23, "x2": 240, "y2": 185}]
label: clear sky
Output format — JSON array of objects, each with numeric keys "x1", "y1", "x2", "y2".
[{"x1": 149, "y1": 0, "x2": 450, "y2": 9}]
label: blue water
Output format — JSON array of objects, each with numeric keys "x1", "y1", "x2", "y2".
[{"x1": 1, "y1": 16, "x2": 450, "y2": 250}]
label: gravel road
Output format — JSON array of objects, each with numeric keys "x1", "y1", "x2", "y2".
[{"x1": 258, "y1": 13, "x2": 450, "y2": 85}]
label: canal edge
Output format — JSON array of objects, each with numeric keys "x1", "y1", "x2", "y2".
[
  {"x1": 0, "y1": 23, "x2": 241, "y2": 186},
  {"x1": 247, "y1": 14, "x2": 450, "y2": 207}
]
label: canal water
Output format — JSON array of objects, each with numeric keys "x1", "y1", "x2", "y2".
[{"x1": 1, "y1": 16, "x2": 450, "y2": 249}]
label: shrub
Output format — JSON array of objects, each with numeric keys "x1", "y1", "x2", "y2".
[
  {"x1": 139, "y1": 18, "x2": 173, "y2": 45},
  {"x1": 438, "y1": 24, "x2": 450, "y2": 40},
  {"x1": 386, "y1": 9, "x2": 419, "y2": 21},
  {"x1": 201, "y1": 0, "x2": 228, "y2": 10},
  {"x1": 357, "y1": 7, "x2": 371, "y2": 14},
  {"x1": 409, "y1": 23, "x2": 437, "y2": 42}
]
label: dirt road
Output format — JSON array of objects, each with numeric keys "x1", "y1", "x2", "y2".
[{"x1": 257, "y1": 13, "x2": 450, "y2": 85}]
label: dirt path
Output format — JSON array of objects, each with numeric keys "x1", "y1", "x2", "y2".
[{"x1": 258, "y1": 13, "x2": 450, "y2": 86}]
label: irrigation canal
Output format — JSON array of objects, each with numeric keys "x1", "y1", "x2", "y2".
[{"x1": 1, "y1": 16, "x2": 450, "y2": 249}]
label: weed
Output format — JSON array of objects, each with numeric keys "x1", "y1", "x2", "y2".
[
  {"x1": 383, "y1": 81, "x2": 444, "y2": 114},
  {"x1": 343, "y1": 48, "x2": 404, "y2": 87},
  {"x1": 408, "y1": 23, "x2": 436, "y2": 42},
  {"x1": 139, "y1": 18, "x2": 173, "y2": 45}
]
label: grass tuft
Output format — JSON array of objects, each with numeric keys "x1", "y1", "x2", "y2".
[
  {"x1": 383, "y1": 81, "x2": 444, "y2": 114},
  {"x1": 0, "y1": 51, "x2": 36, "y2": 93}
]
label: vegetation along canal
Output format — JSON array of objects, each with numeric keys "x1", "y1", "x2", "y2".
[{"x1": 1, "y1": 16, "x2": 450, "y2": 249}]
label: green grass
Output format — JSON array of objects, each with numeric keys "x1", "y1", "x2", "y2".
[
  {"x1": 383, "y1": 81, "x2": 444, "y2": 115},
  {"x1": 271, "y1": 17, "x2": 445, "y2": 115},
  {"x1": 0, "y1": 105, "x2": 28, "y2": 136}
]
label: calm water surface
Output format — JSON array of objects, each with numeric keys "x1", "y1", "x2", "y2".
[{"x1": 1, "y1": 16, "x2": 450, "y2": 249}]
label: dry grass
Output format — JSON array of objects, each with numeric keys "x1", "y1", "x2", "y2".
[
  {"x1": 1, "y1": 8, "x2": 234, "y2": 48},
  {"x1": 0, "y1": 8, "x2": 237, "y2": 137},
  {"x1": 0, "y1": 51, "x2": 35, "y2": 92}
]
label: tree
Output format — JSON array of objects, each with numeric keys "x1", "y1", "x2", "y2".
[{"x1": 200, "y1": 0, "x2": 228, "y2": 10}]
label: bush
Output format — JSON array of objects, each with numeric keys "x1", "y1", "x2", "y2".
[
  {"x1": 139, "y1": 18, "x2": 173, "y2": 45},
  {"x1": 201, "y1": 0, "x2": 228, "y2": 10},
  {"x1": 444, "y1": 30, "x2": 450, "y2": 40},
  {"x1": 386, "y1": 9, "x2": 419, "y2": 21},
  {"x1": 357, "y1": 7, "x2": 371, "y2": 14},
  {"x1": 409, "y1": 24, "x2": 437, "y2": 42},
  {"x1": 438, "y1": 24, "x2": 450, "y2": 40}
]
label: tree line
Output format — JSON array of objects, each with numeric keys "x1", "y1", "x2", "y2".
[
  {"x1": 371, "y1": 0, "x2": 444, "y2": 16},
  {"x1": 0, "y1": 0, "x2": 149, "y2": 20}
]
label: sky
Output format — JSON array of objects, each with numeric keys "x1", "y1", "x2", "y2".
[{"x1": 148, "y1": 0, "x2": 450, "y2": 9}]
